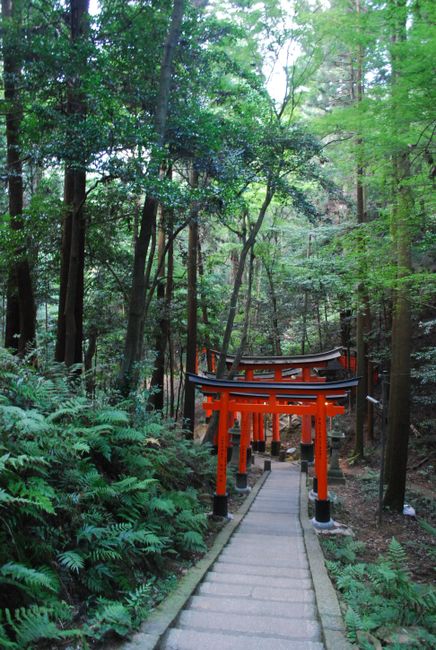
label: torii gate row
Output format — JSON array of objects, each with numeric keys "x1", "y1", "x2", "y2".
[
  {"x1": 188, "y1": 374, "x2": 359, "y2": 528},
  {"x1": 207, "y1": 347, "x2": 345, "y2": 459}
]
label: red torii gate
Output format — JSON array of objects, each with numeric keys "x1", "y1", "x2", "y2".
[
  {"x1": 208, "y1": 347, "x2": 345, "y2": 460},
  {"x1": 188, "y1": 373, "x2": 359, "y2": 528}
]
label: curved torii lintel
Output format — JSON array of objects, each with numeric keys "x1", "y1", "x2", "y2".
[
  {"x1": 188, "y1": 372, "x2": 359, "y2": 394},
  {"x1": 209, "y1": 347, "x2": 343, "y2": 368}
]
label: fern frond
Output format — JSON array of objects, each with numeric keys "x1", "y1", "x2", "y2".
[{"x1": 58, "y1": 551, "x2": 85, "y2": 573}]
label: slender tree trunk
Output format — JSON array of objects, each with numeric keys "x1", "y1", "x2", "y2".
[
  {"x1": 198, "y1": 235, "x2": 213, "y2": 371},
  {"x1": 118, "y1": 0, "x2": 185, "y2": 395},
  {"x1": 55, "y1": 0, "x2": 89, "y2": 367},
  {"x1": 148, "y1": 194, "x2": 174, "y2": 411},
  {"x1": 2, "y1": 0, "x2": 36, "y2": 354},
  {"x1": 264, "y1": 263, "x2": 281, "y2": 355},
  {"x1": 183, "y1": 167, "x2": 199, "y2": 435},
  {"x1": 353, "y1": 0, "x2": 370, "y2": 458},
  {"x1": 203, "y1": 180, "x2": 275, "y2": 444}
]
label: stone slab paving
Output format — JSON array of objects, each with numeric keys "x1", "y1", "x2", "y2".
[{"x1": 161, "y1": 461, "x2": 325, "y2": 650}]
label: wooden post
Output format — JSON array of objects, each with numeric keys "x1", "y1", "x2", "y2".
[
  {"x1": 214, "y1": 391, "x2": 229, "y2": 517},
  {"x1": 314, "y1": 395, "x2": 332, "y2": 526},
  {"x1": 258, "y1": 412, "x2": 266, "y2": 452}
]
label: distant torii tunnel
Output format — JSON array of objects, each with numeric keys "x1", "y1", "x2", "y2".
[
  {"x1": 207, "y1": 347, "x2": 347, "y2": 460},
  {"x1": 188, "y1": 373, "x2": 359, "y2": 528}
]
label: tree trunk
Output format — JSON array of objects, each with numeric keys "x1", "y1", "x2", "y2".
[
  {"x1": 384, "y1": 0, "x2": 413, "y2": 511},
  {"x1": 148, "y1": 197, "x2": 174, "y2": 411},
  {"x1": 183, "y1": 167, "x2": 199, "y2": 436},
  {"x1": 118, "y1": 0, "x2": 185, "y2": 395},
  {"x1": 264, "y1": 263, "x2": 281, "y2": 355},
  {"x1": 203, "y1": 180, "x2": 275, "y2": 444},
  {"x1": 353, "y1": 0, "x2": 370, "y2": 459},
  {"x1": 55, "y1": 0, "x2": 89, "y2": 367},
  {"x1": 2, "y1": 0, "x2": 36, "y2": 354},
  {"x1": 198, "y1": 234, "x2": 213, "y2": 371}
]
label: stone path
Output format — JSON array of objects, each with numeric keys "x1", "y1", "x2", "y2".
[{"x1": 162, "y1": 462, "x2": 325, "y2": 650}]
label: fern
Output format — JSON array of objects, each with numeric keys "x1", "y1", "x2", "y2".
[
  {"x1": 57, "y1": 551, "x2": 85, "y2": 573},
  {"x1": 0, "y1": 563, "x2": 58, "y2": 593}
]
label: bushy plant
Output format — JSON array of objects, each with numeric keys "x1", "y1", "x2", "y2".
[
  {"x1": 323, "y1": 536, "x2": 436, "y2": 649},
  {"x1": 0, "y1": 349, "x2": 215, "y2": 647}
]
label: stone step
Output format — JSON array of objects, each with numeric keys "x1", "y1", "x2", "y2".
[
  {"x1": 188, "y1": 594, "x2": 317, "y2": 618},
  {"x1": 198, "y1": 581, "x2": 315, "y2": 602},
  {"x1": 205, "y1": 570, "x2": 313, "y2": 590},
  {"x1": 178, "y1": 610, "x2": 321, "y2": 640},
  {"x1": 212, "y1": 560, "x2": 310, "y2": 579},
  {"x1": 162, "y1": 628, "x2": 325, "y2": 650}
]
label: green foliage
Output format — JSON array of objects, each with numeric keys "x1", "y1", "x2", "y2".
[
  {"x1": 324, "y1": 537, "x2": 436, "y2": 649},
  {"x1": 0, "y1": 350, "x2": 215, "y2": 647}
]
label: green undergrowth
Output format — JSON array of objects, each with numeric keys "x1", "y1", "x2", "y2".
[
  {"x1": 321, "y1": 536, "x2": 436, "y2": 649},
  {"x1": 0, "y1": 349, "x2": 215, "y2": 648}
]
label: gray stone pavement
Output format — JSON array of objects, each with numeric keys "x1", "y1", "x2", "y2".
[{"x1": 161, "y1": 461, "x2": 325, "y2": 650}]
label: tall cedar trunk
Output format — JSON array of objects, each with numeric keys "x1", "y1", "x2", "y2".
[
  {"x1": 118, "y1": 0, "x2": 185, "y2": 395},
  {"x1": 384, "y1": 0, "x2": 413, "y2": 508},
  {"x1": 148, "y1": 199, "x2": 174, "y2": 411},
  {"x1": 55, "y1": 0, "x2": 89, "y2": 366},
  {"x1": 300, "y1": 234, "x2": 312, "y2": 354},
  {"x1": 2, "y1": 0, "x2": 36, "y2": 353},
  {"x1": 353, "y1": 0, "x2": 369, "y2": 458},
  {"x1": 264, "y1": 264, "x2": 281, "y2": 355},
  {"x1": 183, "y1": 167, "x2": 199, "y2": 436},
  {"x1": 203, "y1": 180, "x2": 275, "y2": 444},
  {"x1": 198, "y1": 235, "x2": 213, "y2": 371}
]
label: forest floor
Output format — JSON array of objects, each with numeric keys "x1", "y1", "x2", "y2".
[{"x1": 282, "y1": 419, "x2": 436, "y2": 585}]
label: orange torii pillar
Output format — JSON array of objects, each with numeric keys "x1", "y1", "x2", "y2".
[
  {"x1": 214, "y1": 391, "x2": 230, "y2": 517},
  {"x1": 301, "y1": 367, "x2": 315, "y2": 465},
  {"x1": 236, "y1": 410, "x2": 251, "y2": 492},
  {"x1": 257, "y1": 413, "x2": 266, "y2": 452},
  {"x1": 312, "y1": 394, "x2": 333, "y2": 527},
  {"x1": 271, "y1": 368, "x2": 282, "y2": 456}
]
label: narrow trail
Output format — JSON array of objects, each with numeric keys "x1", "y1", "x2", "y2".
[{"x1": 162, "y1": 462, "x2": 324, "y2": 650}]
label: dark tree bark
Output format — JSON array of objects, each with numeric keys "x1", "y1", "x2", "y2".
[
  {"x1": 203, "y1": 179, "x2": 275, "y2": 444},
  {"x1": 383, "y1": 0, "x2": 413, "y2": 511},
  {"x1": 55, "y1": 0, "x2": 89, "y2": 366},
  {"x1": 118, "y1": 0, "x2": 185, "y2": 395},
  {"x1": 198, "y1": 234, "x2": 214, "y2": 371},
  {"x1": 264, "y1": 262, "x2": 281, "y2": 356},
  {"x1": 148, "y1": 198, "x2": 174, "y2": 411},
  {"x1": 183, "y1": 167, "x2": 199, "y2": 436},
  {"x1": 2, "y1": 0, "x2": 36, "y2": 354},
  {"x1": 353, "y1": 0, "x2": 371, "y2": 458}
]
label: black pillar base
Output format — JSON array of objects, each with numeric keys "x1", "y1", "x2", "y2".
[
  {"x1": 271, "y1": 440, "x2": 281, "y2": 457},
  {"x1": 300, "y1": 442, "x2": 314, "y2": 463},
  {"x1": 314, "y1": 498, "x2": 331, "y2": 524},
  {"x1": 252, "y1": 441, "x2": 259, "y2": 452},
  {"x1": 257, "y1": 440, "x2": 266, "y2": 453},
  {"x1": 213, "y1": 493, "x2": 228, "y2": 518},
  {"x1": 301, "y1": 460, "x2": 308, "y2": 474},
  {"x1": 236, "y1": 472, "x2": 248, "y2": 490},
  {"x1": 246, "y1": 447, "x2": 252, "y2": 467},
  {"x1": 279, "y1": 450, "x2": 286, "y2": 462},
  {"x1": 264, "y1": 459, "x2": 271, "y2": 472},
  {"x1": 312, "y1": 476, "x2": 318, "y2": 493}
]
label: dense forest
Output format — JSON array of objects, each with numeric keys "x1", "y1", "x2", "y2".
[{"x1": 0, "y1": 0, "x2": 434, "y2": 647}]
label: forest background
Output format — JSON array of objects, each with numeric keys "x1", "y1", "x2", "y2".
[{"x1": 0, "y1": 0, "x2": 434, "y2": 647}]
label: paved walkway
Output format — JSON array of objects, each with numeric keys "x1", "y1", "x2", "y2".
[{"x1": 162, "y1": 462, "x2": 325, "y2": 650}]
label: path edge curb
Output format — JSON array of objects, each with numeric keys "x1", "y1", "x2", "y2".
[
  {"x1": 115, "y1": 469, "x2": 270, "y2": 650},
  {"x1": 299, "y1": 471, "x2": 352, "y2": 650}
]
